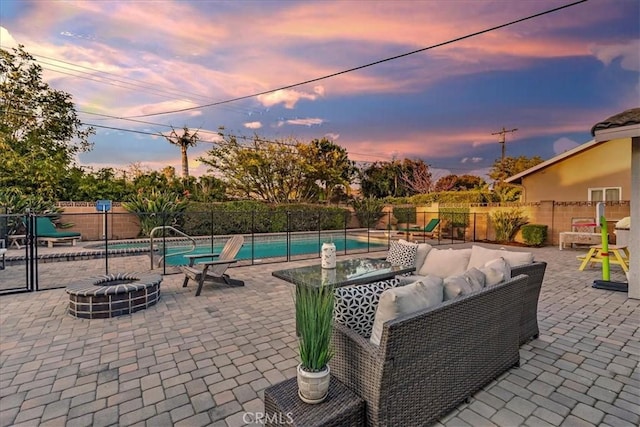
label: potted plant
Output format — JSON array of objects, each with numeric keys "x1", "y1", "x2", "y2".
[{"x1": 295, "y1": 281, "x2": 335, "y2": 404}]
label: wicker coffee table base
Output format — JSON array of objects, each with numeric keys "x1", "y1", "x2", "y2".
[{"x1": 264, "y1": 376, "x2": 365, "y2": 427}]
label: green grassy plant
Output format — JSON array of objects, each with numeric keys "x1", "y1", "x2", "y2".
[
  {"x1": 295, "y1": 282, "x2": 335, "y2": 372},
  {"x1": 491, "y1": 208, "x2": 528, "y2": 242},
  {"x1": 122, "y1": 190, "x2": 188, "y2": 236}
]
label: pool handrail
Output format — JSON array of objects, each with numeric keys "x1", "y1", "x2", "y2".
[{"x1": 149, "y1": 226, "x2": 197, "y2": 269}]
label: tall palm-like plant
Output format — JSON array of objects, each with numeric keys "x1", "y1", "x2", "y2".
[{"x1": 165, "y1": 126, "x2": 199, "y2": 179}]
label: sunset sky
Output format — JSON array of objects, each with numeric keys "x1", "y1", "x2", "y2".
[{"x1": 1, "y1": 0, "x2": 638, "y2": 180}]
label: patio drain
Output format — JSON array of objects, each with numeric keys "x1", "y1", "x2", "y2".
[{"x1": 66, "y1": 273, "x2": 162, "y2": 319}]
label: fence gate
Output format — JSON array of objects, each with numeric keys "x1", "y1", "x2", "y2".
[{"x1": 0, "y1": 214, "x2": 38, "y2": 295}]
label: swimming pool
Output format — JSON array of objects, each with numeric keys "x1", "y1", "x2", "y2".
[{"x1": 159, "y1": 237, "x2": 387, "y2": 266}]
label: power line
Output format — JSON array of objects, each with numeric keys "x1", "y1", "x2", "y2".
[
  {"x1": 38, "y1": 63, "x2": 259, "y2": 117},
  {"x1": 12, "y1": 52, "x2": 264, "y2": 117},
  {"x1": 123, "y1": 0, "x2": 588, "y2": 119},
  {"x1": 34, "y1": 54, "x2": 215, "y2": 102},
  {"x1": 84, "y1": 122, "x2": 496, "y2": 170}
]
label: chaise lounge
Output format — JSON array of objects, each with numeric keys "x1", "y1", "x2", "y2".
[
  {"x1": 35, "y1": 217, "x2": 82, "y2": 248},
  {"x1": 396, "y1": 218, "x2": 440, "y2": 239}
]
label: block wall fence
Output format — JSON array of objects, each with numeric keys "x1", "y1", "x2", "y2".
[
  {"x1": 56, "y1": 200, "x2": 631, "y2": 245},
  {"x1": 56, "y1": 202, "x2": 140, "y2": 240}
]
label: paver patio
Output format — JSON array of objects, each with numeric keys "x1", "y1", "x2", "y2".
[{"x1": 0, "y1": 243, "x2": 638, "y2": 426}]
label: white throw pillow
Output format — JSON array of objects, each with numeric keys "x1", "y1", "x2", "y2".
[
  {"x1": 468, "y1": 245, "x2": 533, "y2": 269},
  {"x1": 500, "y1": 249, "x2": 534, "y2": 267},
  {"x1": 386, "y1": 240, "x2": 418, "y2": 267},
  {"x1": 464, "y1": 267, "x2": 486, "y2": 291},
  {"x1": 443, "y1": 274, "x2": 473, "y2": 300},
  {"x1": 418, "y1": 248, "x2": 472, "y2": 278},
  {"x1": 443, "y1": 267, "x2": 487, "y2": 300},
  {"x1": 369, "y1": 276, "x2": 443, "y2": 346},
  {"x1": 480, "y1": 257, "x2": 511, "y2": 286}
]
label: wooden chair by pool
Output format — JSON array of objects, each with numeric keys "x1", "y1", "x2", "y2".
[{"x1": 180, "y1": 235, "x2": 245, "y2": 296}]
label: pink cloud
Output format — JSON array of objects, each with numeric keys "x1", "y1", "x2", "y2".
[
  {"x1": 257, "y1": 89, "x2": 321, "y2": 109},
  {"x1": 244, "y1": 121, "x2": 262, "y2": 129}
]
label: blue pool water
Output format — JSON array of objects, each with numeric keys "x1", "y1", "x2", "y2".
[{"x1": 159, "y1": 237, "x2": 387, "y2": 266}]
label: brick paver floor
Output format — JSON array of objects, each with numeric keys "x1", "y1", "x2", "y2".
[{"x1": 0, "y1": 243, "x2": 638, "y2": 426}]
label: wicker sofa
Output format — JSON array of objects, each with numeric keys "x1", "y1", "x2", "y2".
[
  {"x1": 511, "y1": 262, "x2": 547, "y2": 344},
  {"x1": 330, "y1": 273, "x2": 531, "y2": 427}
]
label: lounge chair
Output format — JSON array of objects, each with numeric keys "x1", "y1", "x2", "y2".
[
  {"x1": 180, "y1": 235, "x2": 245, "y2": 296},
  {"x1": 397, "y1": 218, "x2": 440, "y2": 238},
  {"x1": 35, "y1": 217, "x2": 82, "y2": 248}
]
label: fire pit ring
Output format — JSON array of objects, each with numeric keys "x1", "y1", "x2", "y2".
[{"x1": 66, "y1": 273, "x2": 162, "y2": 319}]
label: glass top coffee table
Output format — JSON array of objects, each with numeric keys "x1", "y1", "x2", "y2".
[{"x1": 272, "y1": 258, "x2": 415, "y2": 288}]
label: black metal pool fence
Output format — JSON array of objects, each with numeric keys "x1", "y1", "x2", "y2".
[{"x1": 0, "y1": 210, "x2": 488, "y2": 294}]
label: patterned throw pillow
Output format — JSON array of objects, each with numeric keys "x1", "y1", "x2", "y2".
[
  {"x1": 334, "y1": 278, "x2": 400, "y2": 338},
  {"x1": 386, "y1": 241, "x2": 418, "y2": 267}
]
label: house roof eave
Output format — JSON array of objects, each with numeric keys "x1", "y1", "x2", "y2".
[{"x1": 593, "y1": 123, "x2": 640, "y2": 142}]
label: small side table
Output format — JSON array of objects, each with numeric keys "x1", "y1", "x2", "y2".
[{"x1": 264, "y1": 376, "x2": 365, "y2": 427}]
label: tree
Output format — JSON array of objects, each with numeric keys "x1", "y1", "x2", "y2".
[
  {"x1": 360, "y1": 159, "x2": 431, "y2": 198},
  {"x1": 301, "y1": 138, "x2": 357, "y2": 201},
  {"x1": 489, "y1": 155, "x2": 543, "y2": 183},
  {"x1": 164, "y1": 126, "x2": 199, "y2": 179},
  {"x1": 456, "y1": 174, "x2": 486, "y2": 190},
  {"x1": 190, "y1": 175, "x2": 227, "y2": 202},
  {"x1": 399, "y1": 159, "x2": 433, "y2": 194},
  {"x1": 433, "y1": 174, "x2": 458, "y2": 192},
  {"x1": 359, "y1": 162, "x2": 396, "y2": 198},
  {"x1": 0, "y1": 45, "x2": 94, "y2": 199},
  {"x1": 60, "y1": 167, "x2": 134, "y2": 201},
  {"x1": 199, "y1": 134, "x2": 318, "y2": 203},
  {"x1": 433, "y1": 174, "x2": 485, "y2": 192}
]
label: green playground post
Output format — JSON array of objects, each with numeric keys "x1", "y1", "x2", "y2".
[{"x1": 600, "y1": 215, "x2": 610, "y2": 281}]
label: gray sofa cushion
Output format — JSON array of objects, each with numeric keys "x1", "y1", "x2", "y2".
[{"x1": 370, "y1": 276, "x2": 444, "y2": 346}]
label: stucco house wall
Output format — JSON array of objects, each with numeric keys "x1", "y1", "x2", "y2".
[{"x1": 518, "y1": 138, "x2": 631, "y2": 202}]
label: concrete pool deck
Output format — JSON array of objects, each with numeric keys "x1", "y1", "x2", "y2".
[{"x1": 0, "y1": 243, "x2": 638, "y2": 426}]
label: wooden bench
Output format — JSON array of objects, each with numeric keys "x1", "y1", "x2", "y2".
[{"x1": 559, "y1": 231, "x2": 602, "y2": 250}]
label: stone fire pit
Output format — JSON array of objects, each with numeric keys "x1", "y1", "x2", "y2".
[{"x1": 66, "y1": 273, "x2": 162, "y2": 319}]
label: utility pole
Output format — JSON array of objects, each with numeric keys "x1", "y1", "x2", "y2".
[{"x1": 491, "y1": 127, "x2": 518, "y2": 161}]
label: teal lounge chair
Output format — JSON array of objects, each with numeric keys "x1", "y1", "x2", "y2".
[
  {"x1": 397, "y1": 218, "x2": 440, "y2": 238},
  {"x1": 35, "y1": 217, "x2": 82, "y2": 248}
]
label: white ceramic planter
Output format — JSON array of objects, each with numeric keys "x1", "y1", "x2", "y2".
[{"x1": 297, "y1": 363, "x2": 330, "y2": 404}]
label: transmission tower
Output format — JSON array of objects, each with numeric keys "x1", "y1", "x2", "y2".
[{"x1": 491, "y1": 127, "x2": 518, "y2": 161}]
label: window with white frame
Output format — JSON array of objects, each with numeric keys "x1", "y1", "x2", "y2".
[{"x1": 588, "y1": 187, "x2": 621, "y2": 202}]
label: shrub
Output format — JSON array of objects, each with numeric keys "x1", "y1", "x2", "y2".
[
  {"x1": 122, "y1": 190, "x2": 188, "y2": 236},
  {"x1": 351, "y1": 198, "x2": 385, "y2": 228},
  {"x1": 181, "y1": 201, "x2": 349, "y2": 235},
  {"x1": 491, "y1": 208, "x2": 528, "y2": 242},
  {"x1": 393, "y1": 206, "x2": 416, "y2": 226},
  {"x1": 521, "y1": 224, "x2": 548, "y2": 247}
]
